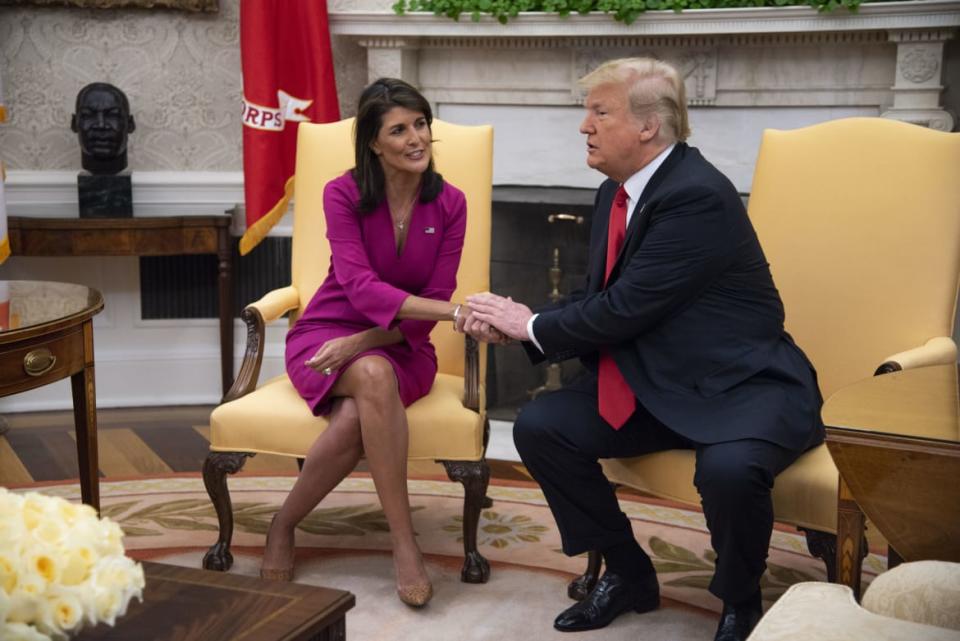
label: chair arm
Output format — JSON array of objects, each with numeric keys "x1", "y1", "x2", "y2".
[
  {"x1": 222, "y1": 286, "x2": 301, "y2": 403},
  {"x1": 874, "y1": 336, "x2": 957, "y2": 375},
  {"x1": 249, "y1": 285, "x2": 301, "y2": 323},
  {"x1": 463, "y1": 334, "x2": 480, "y2": 412}
]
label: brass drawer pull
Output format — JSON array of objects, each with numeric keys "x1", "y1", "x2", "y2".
[{"x1": 24, "y1": 348, "x2": 57, "y2": 377}]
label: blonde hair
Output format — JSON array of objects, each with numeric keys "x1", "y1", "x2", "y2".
[{"x1": 578, "y1": 57, "x2": 691, "y2": 143}]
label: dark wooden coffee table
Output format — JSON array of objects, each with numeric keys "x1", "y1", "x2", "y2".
[{"x1": 74, "y1": 561, "x2": 355, "y2": 641}]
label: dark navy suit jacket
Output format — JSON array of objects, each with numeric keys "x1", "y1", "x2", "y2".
[{"x1": 530, "y1": 143, "x2": 824, "y2": 453}]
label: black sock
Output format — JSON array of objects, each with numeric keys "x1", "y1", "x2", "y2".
[{"x1": 601, "y1": 539, "x2": 654, "y2": 580}]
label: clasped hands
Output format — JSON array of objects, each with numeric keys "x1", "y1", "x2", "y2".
[{"x1": 455, "y1": 292, "x2": 533, "y2": 344}]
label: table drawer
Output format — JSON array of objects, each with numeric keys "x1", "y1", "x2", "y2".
[{"x1": 0, "y1": 328, "x2": 86, "y2": 396}]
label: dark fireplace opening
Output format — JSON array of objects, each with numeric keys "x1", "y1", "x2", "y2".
[{"x1": 486, "y1": 185, "x2": 597, "y2": 420}]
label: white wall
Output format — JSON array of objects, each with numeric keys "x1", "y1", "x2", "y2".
[{"x1": 439, "y1": 104, "x2": 879, "y2": 192}]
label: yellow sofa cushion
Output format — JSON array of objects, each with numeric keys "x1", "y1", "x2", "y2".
[
  {"x1": 602, "y1": 443, "x2": 838, "y2": 532},
  {"x1": 211, "y1": 372, "x2": 484, "y2": 461}
]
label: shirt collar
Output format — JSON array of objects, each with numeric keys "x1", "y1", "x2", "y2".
[{"x1": 622, "y1": 143, "x2": 676, "y2": 206}]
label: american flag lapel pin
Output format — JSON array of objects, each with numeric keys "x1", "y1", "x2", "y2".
[{"x1": 424, "y1": 226, "x2": 436, "y2": 234}]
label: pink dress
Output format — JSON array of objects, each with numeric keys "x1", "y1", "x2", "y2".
[{"x1": 286, "y1": 171, "x2": 467, "y2": 416}]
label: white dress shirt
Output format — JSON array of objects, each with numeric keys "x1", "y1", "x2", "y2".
[{"x1": 526, "y1": 144, "x2": 676, "y2": 352}]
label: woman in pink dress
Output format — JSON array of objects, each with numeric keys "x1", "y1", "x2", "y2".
[{"x1": 260, "y1": 78, "x2": 469, "y2": 607}]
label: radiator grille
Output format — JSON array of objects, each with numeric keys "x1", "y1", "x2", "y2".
[{"x1": 140, "y1": 237, "x2": 292, "y2": 319}]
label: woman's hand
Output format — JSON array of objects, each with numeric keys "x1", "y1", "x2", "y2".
[
  {"x1": 305, "y1": 334, "x2": 363, "y2": 375},
  {"x1": 467, "y1": 292, "x2": 532, "y2": 341}
]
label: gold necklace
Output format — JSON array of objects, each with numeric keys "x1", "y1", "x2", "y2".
[{"x1": 392, "y1": 194, "x2": 417, "y2": 231}]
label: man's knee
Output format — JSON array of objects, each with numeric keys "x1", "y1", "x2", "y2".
[
  {"x1": 695, "y1": 452, "x2": 773, "y2": 504},
  {"x1": 512, "y1": 398, "x2": 561, "y2": 456}
]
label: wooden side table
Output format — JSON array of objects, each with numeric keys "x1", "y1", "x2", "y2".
[
  {"x1": 0, "y1": 280, "x2": 104, "y2": 509},
  {"x1": 823, "y1": 364, "x2": 960, "y2": 597},
  {"x1": 74, "y1": 561, "x2": 355, "y2": 641},
  {"x1": 7, "y1": 215, "x2": 234, "y2": 396}
]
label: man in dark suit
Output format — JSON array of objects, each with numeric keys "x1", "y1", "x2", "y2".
[{"x1": 466, "y1": 58, "x2": 824, "y2": 641}]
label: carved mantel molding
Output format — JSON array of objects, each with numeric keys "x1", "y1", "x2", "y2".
[{"x1": 330, "y1": 1, "x2": 960, "y2": 130}]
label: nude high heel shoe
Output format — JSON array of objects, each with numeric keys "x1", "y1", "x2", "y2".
[
  {"x1": 260, "y1": 515, "x2": 294, "y2": 582},
  {"x1": 397, "y1": 581, "x2": 433, "y2": 607}
]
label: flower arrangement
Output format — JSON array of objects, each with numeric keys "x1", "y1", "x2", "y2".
[
  {"x1": 0, "y1": 489, "x2": 145, "y2": 641},
  {"x1": 393, "y1": 0, "x2": 900, "y2": 25}
]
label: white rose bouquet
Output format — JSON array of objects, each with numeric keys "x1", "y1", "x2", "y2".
[{"x1": 0, "y1": 488, "x2": 145, "y2": 641}]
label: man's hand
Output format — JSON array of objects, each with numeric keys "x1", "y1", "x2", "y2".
[
  {"x1": 456, "y1": 306, "x2": 512, "y2": 344},
  {"x1": 467, "y1": 292, "x2": 532, "y2": 341}
]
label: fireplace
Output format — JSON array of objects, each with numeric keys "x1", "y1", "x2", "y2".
[{"x1": 485, "y1": 186, "x2": 596, "y2": 417}]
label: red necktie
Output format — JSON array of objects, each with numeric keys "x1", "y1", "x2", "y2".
[{"x1": 598, "y1": 185, "x2": 636, "y2": 429}]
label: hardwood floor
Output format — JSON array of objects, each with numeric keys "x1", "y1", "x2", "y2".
[{"x1": 0, "y1": 406, "x2": 531, "y2": 487}]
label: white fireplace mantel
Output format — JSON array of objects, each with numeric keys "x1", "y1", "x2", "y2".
[{"x1": 329, "y1": 1, "x2": 958, "y2": 190}]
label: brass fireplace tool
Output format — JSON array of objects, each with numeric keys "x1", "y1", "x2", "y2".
[{"x1": 529, "y1": 212, "x2": 584, "y2": 399}]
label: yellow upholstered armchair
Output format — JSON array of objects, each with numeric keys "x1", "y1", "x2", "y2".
[
  {"x1": 202, "y1": 118, "x2": 494, "y2": 584},
  {"x1": 571, "y1": 117, "x2": 960, "y2": 598}
]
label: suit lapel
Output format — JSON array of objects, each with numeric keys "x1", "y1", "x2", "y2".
[
  {"x1": 588, "y1": 183, "x2": 616, "y2": 294},
  {"x1": 607, "y1": 143, "x2": 687, "y2": 281}
]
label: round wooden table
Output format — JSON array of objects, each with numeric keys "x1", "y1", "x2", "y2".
[
  {"x1": 823, "y1": 364, "x2": 960, "y2": 596},
  {"x1": 0, "y1": 280, "x2": 104, "y2": 509}
]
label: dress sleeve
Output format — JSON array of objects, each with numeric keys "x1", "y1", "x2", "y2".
[
  {"x1": 396, "y1": 186, "x2": 467, "y2": 350},
  {"x1": 324, "y1": 178, "x2": 410, "y2": 330}
]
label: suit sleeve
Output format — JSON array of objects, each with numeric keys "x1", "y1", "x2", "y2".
[
  {"x1": 533, "y1": 185, "x2": 741, "y2": 358},
  {"x1": 324, "y1": 179, "x2": 411, "y2": 330},
  {"x1": 395, "y1": 187, "x2": 467, "y2": 350}
]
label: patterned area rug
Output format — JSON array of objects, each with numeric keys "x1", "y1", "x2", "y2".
[{"x1": 20, "y1": 475, "x2": 887, "y2": 641}]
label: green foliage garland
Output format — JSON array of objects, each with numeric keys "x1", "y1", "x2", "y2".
[{"x1": 393, "y1": 0, "x2": 901, "y2": 25}]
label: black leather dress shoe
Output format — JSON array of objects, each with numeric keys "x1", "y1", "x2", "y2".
[
  {"x1": 713, "y1": 599, "x2": 763, "y2": 641},
  {"x1": 553, "y1": 571, "x2": 659, "y2": 632}
]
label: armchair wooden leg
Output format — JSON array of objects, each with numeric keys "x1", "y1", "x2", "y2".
[
  {"x1": 202, "y1": 451, "x2": 253, "y2": 572},
  {"x1": 799, "y1": 527, "x2": 867, "y2": 586},
  {"x1": 441, "y1": 459, "x2": 491, "y2": 584},
  {"x1": 567, "y1": 550, "x2": 602, "y2": 601},
  {"x1": 800, "y1": 528, "x2": 838, "y2": 582}
]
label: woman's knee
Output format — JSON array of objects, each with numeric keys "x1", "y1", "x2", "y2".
[
  {"x1": 337, "y1": 356, "x2": 399, "y2": 401},
  {"x1": 326, "y1": 397, "x2": 363, "y2": 450}
]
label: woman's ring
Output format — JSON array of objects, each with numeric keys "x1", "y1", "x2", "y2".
[{"x1": 322, "y1": 367, "x2": 333, "y2": 376}]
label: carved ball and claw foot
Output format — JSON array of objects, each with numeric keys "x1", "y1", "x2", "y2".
[
  {"x1": 462, "y1": 551, "x2": 491, "y2": 584},
  {"x1": 568, "y1": 549, "x2": 602, "y2": 600},
  {"x1": 203, "y1": 543, "x2": 234, "y2": 572}
]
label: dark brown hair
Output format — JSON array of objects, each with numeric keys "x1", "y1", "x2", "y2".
[{"x1": 352, "y1": 78, "x2": 443, "y2": 213}]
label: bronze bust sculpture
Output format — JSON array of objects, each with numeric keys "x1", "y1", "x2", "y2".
[
  {"x1": 71, "y1": 83, "x2": 136, "y2": 217},
  {"x1": 71, "y1": 82, "x2": 136, "y2": 176}
]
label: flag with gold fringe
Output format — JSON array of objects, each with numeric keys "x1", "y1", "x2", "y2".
[
  {"x1": 0, "y1": 63, "x2": 9, "y2": 265},
  {"x1": 239, "y1": 0, "x2": 340, "y2": 255}
]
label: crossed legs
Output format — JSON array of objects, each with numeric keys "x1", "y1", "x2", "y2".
[{"x1": 261, "y1": 355, "x2": 429, "y2": 595}]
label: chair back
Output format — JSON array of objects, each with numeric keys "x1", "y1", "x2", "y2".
[
  {"x1": 289, "y1": 118, "x2": 493, "y2": 379},
  {"x1": 747, "y1": 117, "x2": 960, "y2": 398}
]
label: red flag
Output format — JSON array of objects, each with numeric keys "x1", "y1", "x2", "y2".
[
  {"x1": 1, "y1": 64, "x2": 8, "y2": 265},
  {"x1": 239, "y1": 0, "x2": 340, "y2": 255}
]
